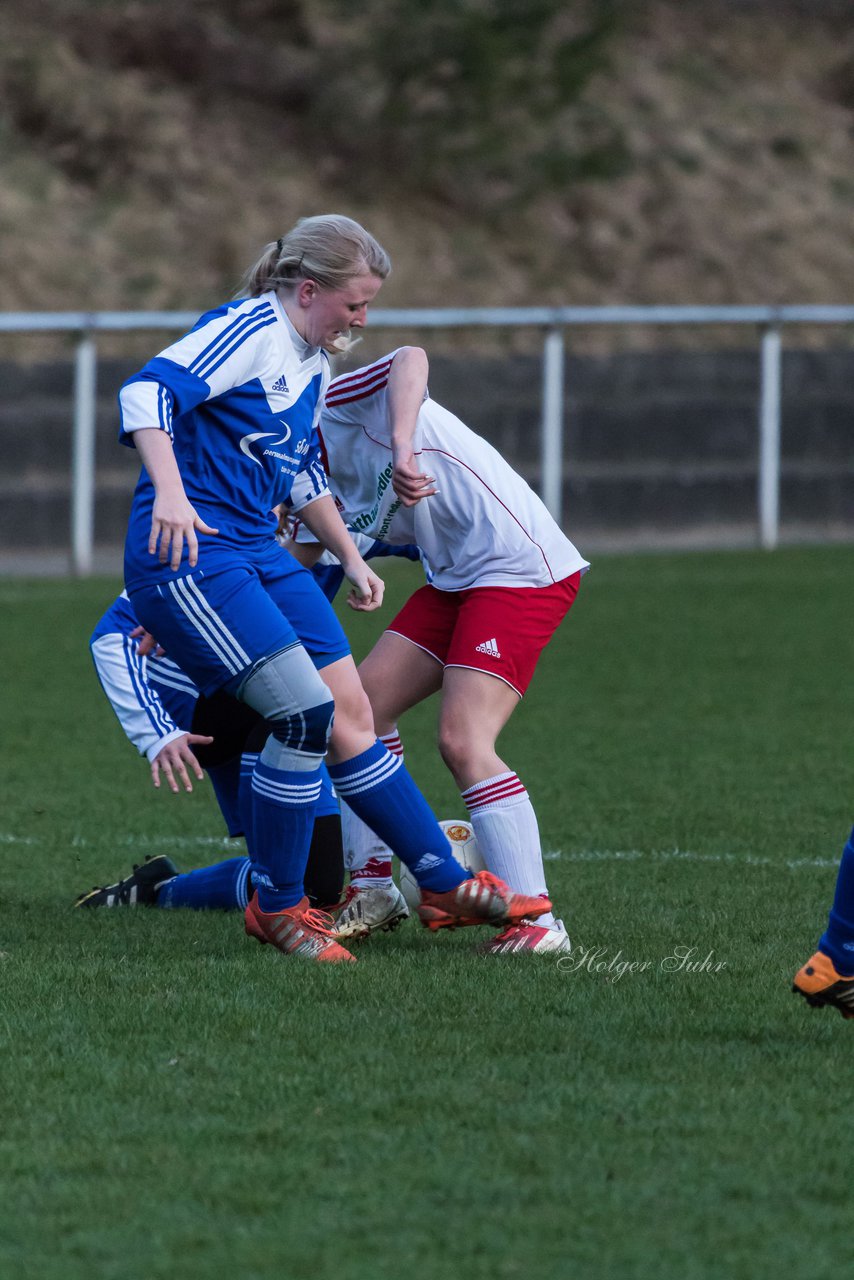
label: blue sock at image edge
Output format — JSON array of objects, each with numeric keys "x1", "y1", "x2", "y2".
[{"x1": 819, "y1": 825, "x2": 854, "y2": 974}]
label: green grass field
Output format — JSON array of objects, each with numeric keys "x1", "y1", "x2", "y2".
[{"x1": 2, "y1": 546, "x2": 853, "y2": 1280}]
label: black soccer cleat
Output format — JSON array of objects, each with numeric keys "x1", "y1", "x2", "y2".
[{"x1": 74, "y1": 855, "x2": 180, "y2": 908}]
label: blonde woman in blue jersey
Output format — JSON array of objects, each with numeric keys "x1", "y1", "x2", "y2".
[{"x1": 119, "y1": 214, "x2": 550, "y2": 963}]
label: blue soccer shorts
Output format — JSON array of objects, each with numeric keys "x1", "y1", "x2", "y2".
[{"x1": 127, "y1": 539, "x2": 351, "y2": 697}]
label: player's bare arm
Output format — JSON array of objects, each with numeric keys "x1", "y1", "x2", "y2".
[
  {"x1": 275, "y1": 506, "x2": 324, "y2": 570},
  {"x1": 133, "y1": 428, "x2": 219, "y2": 569},
  {"x1": 296, "y1": 493, "x2": 384, "y2": 612},
  {"x1": 387, "y1": 346, "x2": 438, "y2": 506},
  {"x1": 283, "y1": 537, "x2": 324, "y2": 570}
]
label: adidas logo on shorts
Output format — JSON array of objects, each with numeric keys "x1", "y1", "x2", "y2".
[
  {"x1": 475, "y1": 638, "x2": 501, "y2": 658},
  {"x1": 271, "y1": 374, "x2": 289, "y2": 393}
]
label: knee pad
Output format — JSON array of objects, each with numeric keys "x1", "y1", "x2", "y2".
[{"x1": 238, "y1": 645, "x2": 335, "y2": 763}]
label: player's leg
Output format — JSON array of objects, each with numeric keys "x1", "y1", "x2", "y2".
[
  {"x1": 304, "y1": 647, "x2": 545, "y2": 936},
  {"x1": 793, "y1": 823, "x2": 854, "y2": 1017},
  {"x1": 157, "y1": 857, "x2": 252, "y2": 910},
  {"x1": 318, "y1": 652, "x2": 469, "y2": 895},
  {"x1": 75, "y1": 671, "x2": 343, "y2": 916},
  {"x1": 74, "y1": 818, "x2": 342, "y2": 915},
  {"x1": 338, "y1": 725, "x2": 407, "y2": 889},
  {"x1": 258, "y1": 550, "x2": 548, "y2": 939},
  {"x1": 319, "y1": 589, "x2": 548, "y2": 937},
  {"x1": 359, "y1": 629, "x2": 447, "y2": 732},
  {"x1": 75, "y1": 683, "x2": 257, "y2": 912},
  {"x1": 223, "y1": 651, "x2": 332, "y2": 913},
  {"x1": 364, "y1": 580, "x2": 553, "y2": 915},
  {"x1": 151, "y1": 692, "x2": 259, "y2": 912},
  {"x1": 304, "y1": 769, "x2": 345, "y2": 909},
  {"x1": 73, "y1": 848, "x2": 253, "y2": 909},
  {"x1": 134, "y1": 771, "x2": 343, "y2": 914},
  {"x1": 437, "y1": 666, "x2": 561, "y2": 922},
  {"x1": 436, "y1": 577, "x2": 581, "y2": 952},
  {"x1": 190, "y1": 689, "x2": 264, "y2": 836},
  {"x1": 348, "y1": 631, "x2": 445, "y2": 884},
  {"x1": 237, "y1": 714, "x2": 344, "y2": 910},
  {"x1": 129, "y1": 563, "x2": 354, "y2": 961},
  {"x1": 333, "y1": 800, "x2": 411, "y2": 940},
  {"x1": 331, "y1": 631, "x2": 444, "y2": 937}
]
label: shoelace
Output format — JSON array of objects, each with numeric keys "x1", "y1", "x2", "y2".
[
  {"x1": 331, "y1": 884, "x2": 359, "y2": 913},
  {"x1": 300, "y1": 906, "x2": 337, "y2": 936}
]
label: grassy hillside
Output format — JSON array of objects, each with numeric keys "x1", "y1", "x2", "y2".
[{"x1": 1, "y1": 0, "x2": 854, "y2": 315}]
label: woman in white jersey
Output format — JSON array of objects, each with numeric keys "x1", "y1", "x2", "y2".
[{"x1": 297, "y1": 345, "x2": 589, "y2": 954}]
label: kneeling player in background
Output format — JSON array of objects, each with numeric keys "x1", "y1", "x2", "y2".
[
  {"x1": 77, "y1": 535, "x2": 422, "y2": 915},
  {"x1": 77, "y1": 589, "x2": 344, "y2": 912}
]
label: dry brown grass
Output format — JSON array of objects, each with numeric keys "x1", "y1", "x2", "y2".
[{"x1": 1, "y1": 0, "x2": 853, "y2": 330}]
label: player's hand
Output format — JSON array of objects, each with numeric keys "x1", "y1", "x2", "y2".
[
  {"x1": 149, "y1": 495, "x2": 218, "y2": 570},
  {"x1": 151, "y1": 733, "x2": 214, "y2": 793},
  {"x1": 130, "y1": 624, "x2": 164, "y2": 658},
  {"x1": 343, "y1": 560, "x2": 385, "y2": 612},
  {"x1": 391, "y1": 448, "x2": 437, "y2": 507}
]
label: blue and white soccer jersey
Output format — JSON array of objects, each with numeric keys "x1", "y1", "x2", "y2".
[
  {"x1": 118, "y1": 291, "x2": 350, "y2": 694},
  {"x1": 90, "y1": 591, "x2": 248, "y2": 834},
  {"x1": 90, "y1": 591, "x2": 199, "y2": 765},
  {"x1": 120, "y1": 292, "x2": 330, "y2": 573}
]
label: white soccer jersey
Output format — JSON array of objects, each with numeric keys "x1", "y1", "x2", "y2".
[{"x1": 320, "y1": 353, "x2": 589, "y2": 590}]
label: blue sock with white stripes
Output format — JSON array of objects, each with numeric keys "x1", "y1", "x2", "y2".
[
  {"x1": 251, "y1": 759, "x2": 321, "y2": 911},
  {"x1": 819, "y1": 825, "x2": 854, "y2": 973},
  {"x1": 158, "y1": 857, "x2": 252, "y2": 911},
  {"x1": 238, "y1": 752, "x2": 259, "y2": 851},
  {"x1": 327, "y1": 740, "x2": 468, "y2": 892}
]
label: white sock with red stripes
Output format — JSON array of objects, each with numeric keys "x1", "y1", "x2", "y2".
[
  {"x1": 340, "y1": 731, "x2": 402, "y2": 889},
  {"x1": 461, "y1": 772, "x2": 556, "y2": 928}
]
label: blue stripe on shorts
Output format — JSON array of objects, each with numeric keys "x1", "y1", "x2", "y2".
[{"x1": 127, "y1": 539, "x2": 351, "y2": 697}]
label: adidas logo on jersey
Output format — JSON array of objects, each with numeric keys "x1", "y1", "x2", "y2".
[
  {"x1": 475, "y1": 638, "x2": 501, "y2": 658},
  {"x1": 271, "y1": 374, "x2": 289, "y2": 393}
]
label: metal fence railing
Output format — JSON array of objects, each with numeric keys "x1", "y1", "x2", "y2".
[{"x1": 2, "y1": 304, "x2": 854, "y2": 573}]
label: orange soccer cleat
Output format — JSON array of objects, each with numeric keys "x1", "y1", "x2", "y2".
[
  {"x1": 792, "y1": 950, "x2": 854, "y2": 1019},
  {"x1": 245, "y1": 893, "x2": 357, "y2": 963},
  {"x1": 417, "y1": 870, "x2": 552, "y2": 932}
]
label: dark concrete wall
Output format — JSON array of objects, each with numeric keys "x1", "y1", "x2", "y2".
[{"x1": 1, "y1": 349, "x2": 853, "y2": 556}]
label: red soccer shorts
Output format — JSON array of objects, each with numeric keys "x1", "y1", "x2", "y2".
[{"x1": 386, "y1": 572, "x2": 582, "y2": 697}]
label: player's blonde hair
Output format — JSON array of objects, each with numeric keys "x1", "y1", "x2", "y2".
[{"x1": 240, "y1": 214, "x2": 391, "y2": 297}]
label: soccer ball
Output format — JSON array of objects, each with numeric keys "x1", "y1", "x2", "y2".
[{"x1": 398, "y1": 819, "x2": 485, "y2": 910}]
